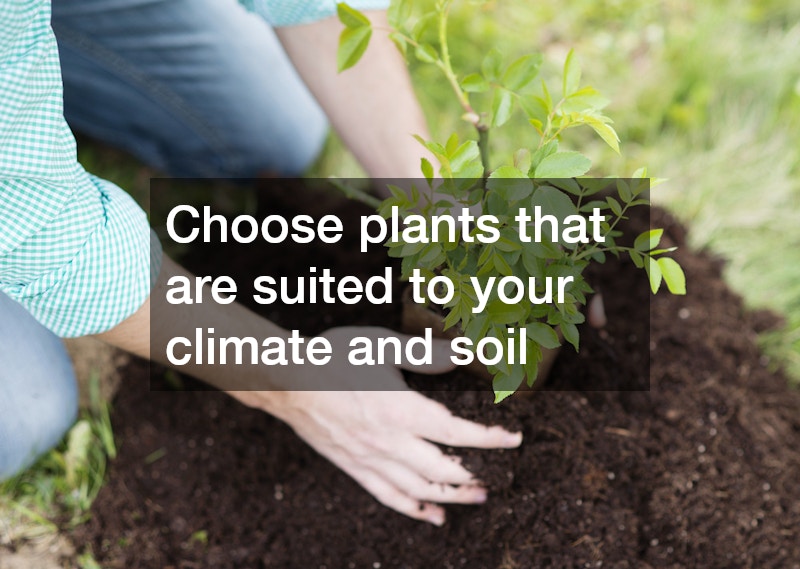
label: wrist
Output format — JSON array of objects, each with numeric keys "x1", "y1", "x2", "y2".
[{"x1": 227, "y1": 388, "x2": 293, "y2": 418}]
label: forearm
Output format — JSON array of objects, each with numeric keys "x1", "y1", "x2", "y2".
[
  {"x1": 276, "y1": 11, "x2": 435, "y2": 182},
  {"x1": 95, "y1": 255, "x2": 291, "y2": 401}
]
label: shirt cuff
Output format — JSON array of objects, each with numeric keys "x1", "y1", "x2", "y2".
[{"x1": 4, "y1": 178, "x2": 162, "y2": 338}]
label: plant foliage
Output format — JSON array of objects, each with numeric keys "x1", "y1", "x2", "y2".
[{"x1": 336, "y1": 0, "x2": 686, "y2": 402}]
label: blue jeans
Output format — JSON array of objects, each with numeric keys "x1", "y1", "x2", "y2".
[
  {"x1": 52, "y1": 0, "x2": 328, "y2": 177},
  {"x1": 0, "y1": 293, "x2": 79, "y2": 480}
]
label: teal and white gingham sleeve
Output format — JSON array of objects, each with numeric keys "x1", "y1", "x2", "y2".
[
  {"x1": 239, "y1": 0, "x2": 389, "y2": 27},
  {"x1": 1, "y1": 0, "x2": 161, "y2": 338}
]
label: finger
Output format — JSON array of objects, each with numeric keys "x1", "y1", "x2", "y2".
[
  {"x1": 412, "y1": 395, "x2": 523, "y2": 449},
  {"x1": 368, "y1": 457, "x2": 487, "y2": 505},
  {"x1": 588, "y1": 292, "x2": 607, "y2": 328},
  {"x1": 393, "y1": 436, "x2": 477, "y2": 486},
  {"x1": 345, "y1": 463, "x2": 446, "y2": 525}
]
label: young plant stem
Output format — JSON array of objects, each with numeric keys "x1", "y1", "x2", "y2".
[
  {"x1": 435, "y1": 0, "x2": 490, "y2": 171},
  {"x1": 539, "y1": 97, "x2": 567, "y2": 149},
  {"x1": 477, "y1": 127, "x2": 490, "y2": 173}
]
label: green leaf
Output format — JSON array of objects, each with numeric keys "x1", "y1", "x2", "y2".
[
  {"x1": 486, "y1": 298, "x2": 527, "y2": 325},
  {"x1": 645, "y1": 255, "x2": 663, "y2": 294},
  {"x1": 634, "y1": 229, "x2": 663, "y2": 252},
  {"x1": 491, "y1": 88, "x2": 513, "y2": 127},
  {"x1": 526, "y1": 236, "x2": 562, "y2": 260},
  {"x1": 631, "y1": 177, "x2": 651, "y2": 196},
  {"x1": 563, "y1": 49, "x2": 581, "y2": 96},
  {"x1": 420, "y1": 157, "x2": 434, "y2": 184},
  {"x1": 560, "y1": 322, "x2": 580, "y2": 351},
  {"x1": 525, "y1": 322, "x2": 561, "y2": 349},
  {"x1": 400, "y1": 241, "x2": 427, "y2": 256},
  {"x1": 493, "y1": 389, "x2": 515, "y2": 404},
  {"x1": 606, "y1": 196, "x2": 622, "y2": 217},
  {"x1": 492, "y1": 252, "x2": 514, "y2": 276},
  {"x1": 387, "y1": 0, "x2": 411, "y2": 28},
  {"x1": 445, "y1": 133, "x2": 459, "y2": 156},
  {"x1": 518, "y1": 95, "x2": 549, "y2": 124},
  {"x1": 410, "y1": 183, "x2": 420, "y2": 206},
  {"x1": 337, "y1": 3, "x2": 371, "y2": 27},
  {"x1": 649, "y1": 247, "x2": 678, "y2": 255},
  {"x1": 534, "y1": 151, "x2": 591, "y2": 178},
  {"x1": 494, "y1": 234, "x2": 522, "y2": 252},
  {"x1": 503, "y1": 53, "x2": 542, "y2": 91},
  {"x1": 464, "y1": 312, "x2": 489, "y2": 342},
  {"x1": 493, "y1": 366, "x2": 525, "y2": 403},
  {"x1": 584, "y1": 115, "x2": 620, "y2": 153},
  {"x1": 628, "y1": 249, "x2": 644, "y2": 268},
  {"x1": 481, "y1": 47, "x2": 503, "y2": 82},
  {"x1": 524, "y1": 341, "x2": 542, "y2": 386},
  {"x1": 530, "y1": 185, "x2": 579, "y2": 224},
  {"x1": 522, "y1": 244, "x2": 548, "y2": 274},
  {"x1": 415, "y1": 43, "x2": 438, "y2": 64},
  {"x1": 529, "y1": 140, "x2": 558, "y2": 172},
  {"x1": 419, "y1": 243, "x2": 445, "y2": 266},
  {"x1": 388, "y1": 32, "x2": 407, "y2": 58},
  {"x1": 657, "y1": 257, "x2": 686, "y2": 295},
  {"x1": 513, "y1": 149, "x2": 532, "y2": 173},
  {"x1": 388, "y1": 184, "x2": 410, "y2": 201},
  {"x1": 487, "y1": 166, "x2": 534, "y2": 201},
  {"x1": 410, "y1": 11, "x2": 436, "y2": 41},
  {"x1": 617, "y1": 179, "x2": 632, "y2": 203},
  {"x1": 590, "y1": 249, "x2": 606, "y2": 263},
  {"x1": 461, "y1": 73, "x2": 490, "y2": 93},
  {"x1": 541, "y1": 79, "x2": 553, "y2": 112},
  {"x1": 549, "y1": 177, "x2": 582, "y2": 196},
  {"x1": 443, "y1": 304, "x2": 461, "y2": 330},
  {"x1": 565, "y1": 86, "x2": 609, "y2": 110},
  {"x1": 400, "y1": 254, "x2": 418, "y2": 277},
  {"x1": 580, "y1": 178, "x2": 609, "y2": 197},
  {"x1": 450, "y1": 140, "x2": 483, "y2": 179},
  {"x1": 580, "y1": 199, "x2": 608, "y2": 213},
  {"x1": 337, "y1": 26, "x2": 372, "y2": 72},
  {"x1": 412, "y1": 134, "x2": 448, "y2": 174}
]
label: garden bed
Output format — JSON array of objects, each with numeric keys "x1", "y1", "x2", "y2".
[{"x1": 72, "y1": 190, "x2": 800, "y2": 568}]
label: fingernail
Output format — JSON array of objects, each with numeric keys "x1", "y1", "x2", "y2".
[
  {"x1": 505, "y1": 431, "x2": 523, "y2": 446},
  {"x1": 429, "y1": 513, "x2": 445, "y2": 526},
  {"x1": 475, "y1": 489, "x2": 488, "y2": 503}
]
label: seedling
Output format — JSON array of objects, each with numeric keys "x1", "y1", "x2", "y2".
[{"x1": 336, "y1": 1, "x2": 686, "y2": 401}]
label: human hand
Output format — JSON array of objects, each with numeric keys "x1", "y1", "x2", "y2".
[{"x1": 229, "y1": 326, "x2": 522, "y2": 525}]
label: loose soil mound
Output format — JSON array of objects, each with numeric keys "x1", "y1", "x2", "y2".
[{"x1": 72, "y1": 189, "x2": 800, "y2": 568}]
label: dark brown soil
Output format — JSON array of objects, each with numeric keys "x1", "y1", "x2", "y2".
[{"x1": 72, "y1": 186, "x2": 800, "y2": 568}]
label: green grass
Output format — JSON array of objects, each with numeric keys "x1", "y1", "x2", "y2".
[
  {"x1": 593, "y1": 3, "x2": 800, "y2": 377},
  {"x1": 0, "y1": 374, "x2": 116, "y2": 541}
]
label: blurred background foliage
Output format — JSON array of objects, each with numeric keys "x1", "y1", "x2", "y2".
[{"x1": 80, "y1": 0, "x2": 800, "y2": 375}]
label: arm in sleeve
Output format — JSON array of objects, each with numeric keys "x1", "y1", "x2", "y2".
[{"x1": 0, "y1": 0, "x2": 161, "y2": 338}]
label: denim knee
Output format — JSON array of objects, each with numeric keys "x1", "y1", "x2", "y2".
[
  {"x1": 54, "y1": 0, "x2": 330, "y2": 178},
  {"x1": 219, "y1": 102, "x2": 329, "y2": 177},
  {"x1": 0, "y1": 295, "x2": 79, "y2": 480}
]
